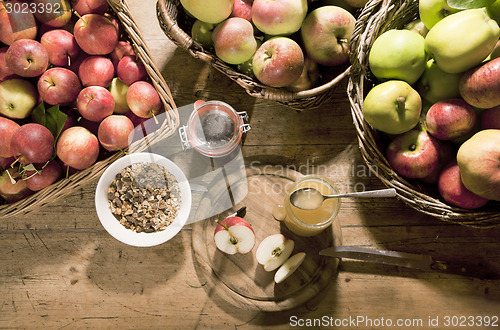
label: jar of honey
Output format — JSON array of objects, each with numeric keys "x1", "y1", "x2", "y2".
[
  {"x1": 277, "y1": 175, "x2": 341, "y2": 237},
  {"x1": 179, "y1": 101, "x2": 251, "y2": 158}
]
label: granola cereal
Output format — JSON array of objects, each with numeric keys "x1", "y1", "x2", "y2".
[{"x1": 107, "y1": 162, "x2": 181, "y2": 233}]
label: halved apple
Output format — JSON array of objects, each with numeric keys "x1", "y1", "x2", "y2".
[
  {"x1": 255, "y1": 234, "x2": 295, "y2": 272},
  {"x1": 274, "y1": 252, "x2": 306, "y2": 284},
  {"x1": 214, "y1": 216, "x2": 256, "y2": 255}
]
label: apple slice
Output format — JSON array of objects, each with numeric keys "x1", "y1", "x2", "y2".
[
  {"x1": 214, "y1": 216, "x2": 256, "y2": 255},
  {"x1": 274, "y1": 252, "x2": 306, "y2": 284},
  {"x1": 255, "y1": 234, "x2": 295, "y2": 272}
]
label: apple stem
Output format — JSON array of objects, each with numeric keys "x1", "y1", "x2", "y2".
[
  {"x1": 5, "y1": 169, "x2": 16, "y2": 185},
  {"x1": 10, "y1": 157, "x2": 19, "y2": 168},
  {"x1": 396, "y1": 96, "x2": 406, "y2": 112},
  {"x1": 338, "y1": 38, "x2": 349, "y2": 44},
  {"x1": 67, "y1": 55, "x2": 72, "y2": 67},
  {"x1": 152, "y1": 112, "x2": 159, "y2": 125},
  {"x1": 25, "y1": 60, "x2": 32, "y2": 71},
  {"x1": 215, "y1": 218, "x2": 238, "y2": 245}
]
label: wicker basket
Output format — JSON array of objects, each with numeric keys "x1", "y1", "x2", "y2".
[
  {"x1": 0, "y1": 0, "x2": 180, "y2": 218},
  {"x1": 156, "y1": 0, "x2": 351, "y2": 110},
  {"x1": 347, "y1": 0, "x2": 500, "y2": 228}
]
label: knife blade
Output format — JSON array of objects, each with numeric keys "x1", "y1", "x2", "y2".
[{"x1": 319, "y1": 246, "x2": 499, "y2": 280}]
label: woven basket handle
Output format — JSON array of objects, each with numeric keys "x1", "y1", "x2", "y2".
[{"x1": 107, "y1": 0, "x2": 124, "y2": 10}]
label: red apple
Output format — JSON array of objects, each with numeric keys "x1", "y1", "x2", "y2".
[
  {"x1": 438, "y1": 160, "x2": 489, "y2": 209},
  {"x1": 481, "y1": 106, "x2": 500, "y2": 130},
  {"x1": 425, "y1": 98, "x2": 477, "y2": 140},
  {"x1": 0, "y1": 1, "x2": 38, "y2": 45},
  {"x1": 24, "y1": 160, "x2": 62, "y2": 191},
  {"x1": 300, "y1": 5, "x2": 356, "y2": 66},
  {"x1": 77, "y1": 86, "x2": 115, "y2": 122},
  {"x1": 56, "y1": 126, "x2": 100, "y2": 170},
  {"x1": 214, "y1": 216, "x2": 256, "y2": 254},
  {"x1": 78, "y1": 56, "x2": 114, "y2": 87},
  {"x1": 40, "y1": 29, "x2": 81, "y2": 67},
  {"x1": 422, "y1": 140, "x2": 457, "y2": 184},
  {"x1": 386, "y1": 129, "x2": 441, "y2": 179},
  {"x1": 11, "y1": 123, "x2": 54, "y2": 165},
  {"x1": 287, "y1": 56, "x2": 320, "y2": 92},
  {"x1": 255, "y1": 234, "x2": 295, "y2": 271},
  {"x1": 0, "y1": 167, "x2": 33, "y2": 203},
  {"x1": 0, "y1": 47, "x2": 17, "y2": 83},
  {"x1": 73, "y1": 14, "x2": 119, "y2": 55},
  {"x1": 252, "y1": 37, "x2": 304, "y2": 87},
  {"x1": 230, "y1": 0, "x2": 253, "y2": 21},
  {"x1": 212, "y1": 17, "x2": 257, "y2": 65},
  {"x1": 126, "y1": 81, "x2": 163, "y2": 118},
  {"x1": 0, "y1": 117, "x2": 20, "y2": 158},
  {"x1": 71, "y1": 0, "x2": 109, "y2": 15},
  {"x1": 97, "y1": 115, "x2": 135, "y2": 151},
  {"x1": 457, "y1": 129, "x2": 500, "y2": 201},
  {"x1": 38, "y1": 67, "x2": 82, "y2": 105},
  {"x1": 109, "y1": 41, "x2": 135, "y2": 70},
  {"x1": 459, "y1": 57, "x2": 500, "y2": 109},
  {"x1": 34, "y1": 0, "x2": 73, "y2": 28},
  {"x1": 5, "y1": 39, "x2": 49, "y2": 78},
  {"x1": 252, "y1": 0, "x2": 308, "y2": 35},
  {"x1": 116, "y1": 55, "x2": 147, "y2": 86},
  {"x1": 0, "y1": 156, "x2": 15, "y2": 170}
]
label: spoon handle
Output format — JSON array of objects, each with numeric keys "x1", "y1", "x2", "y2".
[{"x1": 327, "y1": 188, "x2": 397, "y2": 199}]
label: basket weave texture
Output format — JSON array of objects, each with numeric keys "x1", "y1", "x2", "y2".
[
  {"x1": 347, "y1": 0, "x2": 500, "y2": 228},
  {"x1": 156, "y1": 0, "x2": 351, "y2": 110},
  {"x1": 0, "y1": 0, "x2": 180, "y2": 218}
]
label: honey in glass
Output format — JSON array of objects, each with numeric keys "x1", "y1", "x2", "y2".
[{"x1": 278, "y1": 175, "x2": 341, "y2": 237}]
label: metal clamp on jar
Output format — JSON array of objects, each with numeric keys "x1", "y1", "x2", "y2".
[{"x1": 179, "y1": 101, "x2": 251, "y2": 157}]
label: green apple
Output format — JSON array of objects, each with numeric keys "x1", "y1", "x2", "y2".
[
  {"x1": 416, "y1": 59, "x2": 462, "y2": 103},
  {"x1": 108, "y1": 77, "x2": 129, "y2": 114},
  {"x1": 0, "y1": 79, "x2": 38, "y2": 119},
  {"x1": 487, "y1": 0, "x2": 500, "y2": 25},
  {"x1": 419, "y1": 0, "x2": 461, "y2": 30},
  {"x1": 457, "y1": 129, "x2": 500, "y2": 201},
  {"x1": 363, "y1": 80, "x2": 422, "y2": 135},
  {"x1": 424, "y1": 8, "x2": 500, "y2": 74},
  {"x1": 191, "y1": 20, "x2": 216, "y2": 50},
  {"x1": 180, "y1": 0, "x2": 234, "y2": 24},
  {"x1": 368, "y1": 29, "x2": 427, "y2": 84},
  {"x1": 404, "y1": 19, "x2": 429, "y2": 37}
]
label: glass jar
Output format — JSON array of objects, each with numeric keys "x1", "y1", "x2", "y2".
[
  {"x1": 282, "y1": 175, "x2": 341, "y2": 237},
  {"x1": 179, "y1": 101, "x2": 250, "y2": 158}
]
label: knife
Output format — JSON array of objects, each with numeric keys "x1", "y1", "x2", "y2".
[{"x1": 319, "y1": 246, "x2": 499, "y2": 280}]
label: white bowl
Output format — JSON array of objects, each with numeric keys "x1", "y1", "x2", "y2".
[{"x1": 95, "y1": 152, "x2": 192, "y2": 247}]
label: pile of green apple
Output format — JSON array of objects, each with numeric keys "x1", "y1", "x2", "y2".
[
  {"x1": 362, "y1": 0, "x2": 500, "y2": 210},
  {"x1": 181, "y1": 0, "x2": 366, "y2": 90},
  {"x1": 0, "y1": 0, "x2": 165, "y2": 204}
]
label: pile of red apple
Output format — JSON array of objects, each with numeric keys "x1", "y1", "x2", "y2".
[
  {"x1": 180, "y1": 0, "x2": 367, "y2": 91},
  {"x1": 0, "y1": 0, "x2": 165, "y2": 204},
  {"x1": 214, "y1": 216, "x2": 306, "y2": 284},
  {"x1": 361, "y1": 0, "x2": 500, "y2": 210}
]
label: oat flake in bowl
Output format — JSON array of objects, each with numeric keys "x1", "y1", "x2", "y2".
[
  {"x1": 95, "y1": 153, "x2": 192, "y2": 247},
  {"x1": 108, "y1": 162, "x2": 181, "y2": 233}
]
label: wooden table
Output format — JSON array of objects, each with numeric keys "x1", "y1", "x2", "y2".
[{"x1": 1, "y1": 1, "x2": 500, "y2": 328}]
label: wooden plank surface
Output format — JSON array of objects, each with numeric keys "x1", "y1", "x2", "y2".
[{"x1": 1, "y1": 0, "x2": 500, "y2": 328}]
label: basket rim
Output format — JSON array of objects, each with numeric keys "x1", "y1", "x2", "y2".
[
  {"x1": 346, "y1": 0, "x2": 500, "y2": 228},
  {"x1": 0, "y1": 0, "x2": 180, "y2": 218},
  {"x1": 156, "y1": 0, "x2": 351, "y2": 109}
]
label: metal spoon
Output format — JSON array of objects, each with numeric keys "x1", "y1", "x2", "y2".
[{"x1": 290, "y1": 187, "x2": 397, "y2": 210}]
